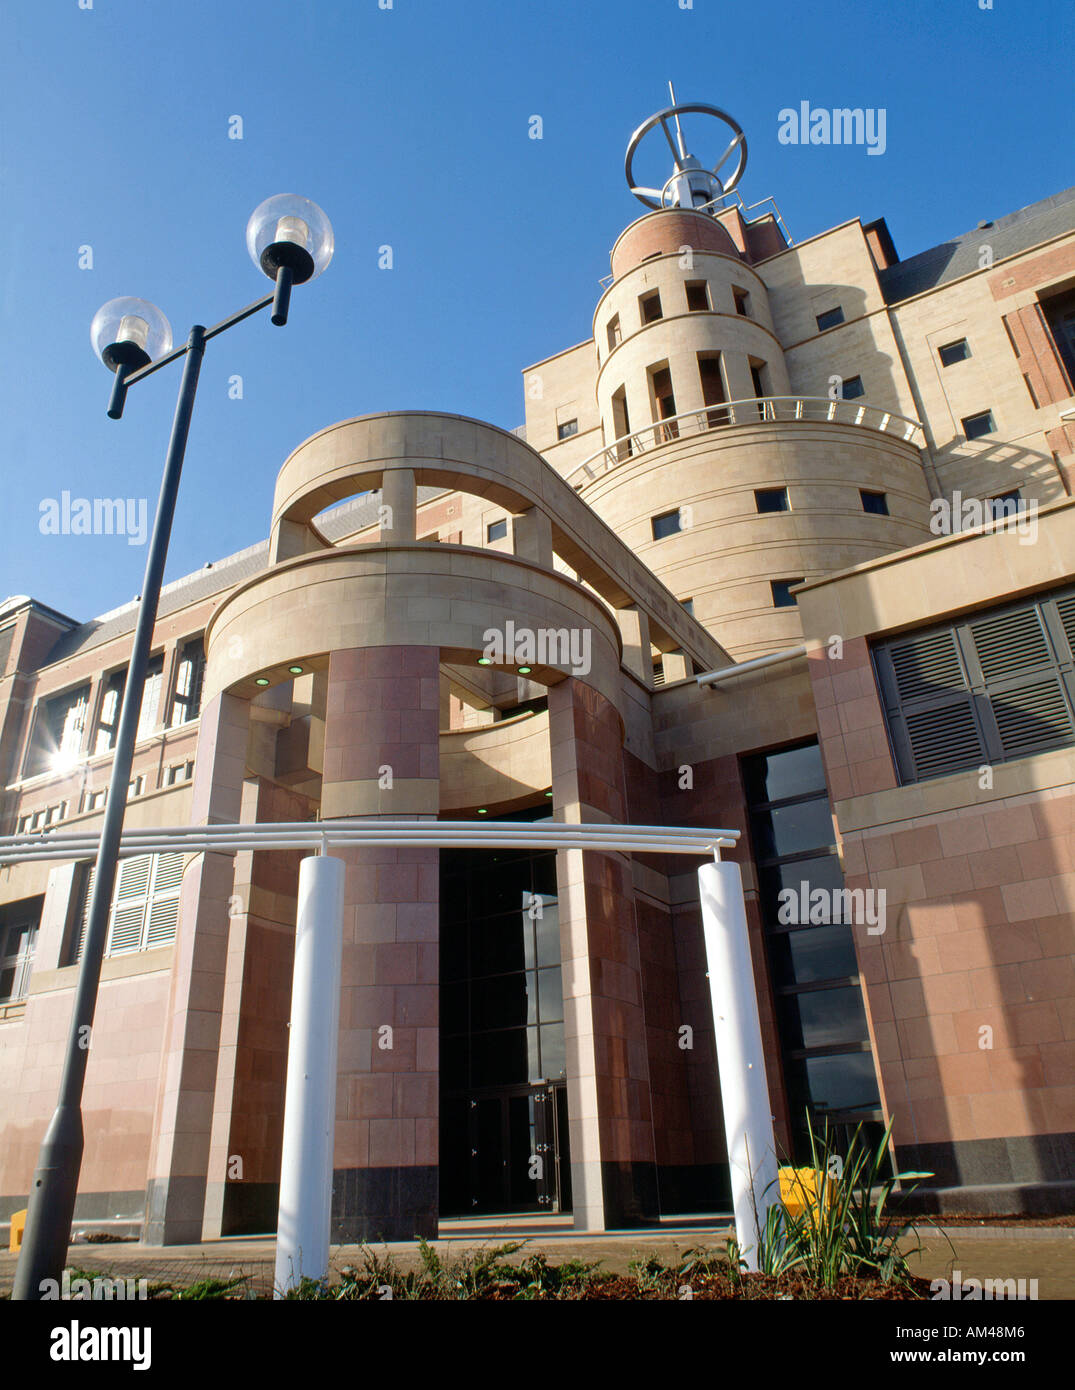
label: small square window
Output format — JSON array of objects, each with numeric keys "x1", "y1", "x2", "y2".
[
  {"x1": 816, "y1": 307, "x2": 845, "y2": 332},
  {"x1": 961, "y1": 410, "x2": 996, "y2": 440},
  {"x1": 685, "y1": 281, "x2": 710, "y2": 312},
  {"x1": 840, "y1": 375, "x2": 865, "y2": 400},
  {"x1": 640, "y1": 291, "x2": 663, "y2": 324},
  {"x1": 487, "y1": 518, "x2": 509, "y2": 542},
  {"x1": 556, "y1": 418, "x2": 578, "y2": 441},
  {"x1": 755, "y1": 487, "x2": 789, "y2": 513},
  {"x1": 987, "y1": 490, "x2": 1021, "y2": 520},
  {"x1": 860, "y1": 490, "x2": 889, "y2": 515},
  {"x1": 651, "y1": 509, "x2": 681, "y2": 540},
  {"x1": 771, "y1": 579, "x2": 803, "y2": 608},
  {"x1": 938, "y1": 338, "x2": 971, "y2": 366}
]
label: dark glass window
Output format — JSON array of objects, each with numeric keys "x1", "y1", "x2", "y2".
[
  {"x1": 816, "y1": 306, "x2": 845, "y2": 332},
  {"x1": 840, "y1": 375, "x2": 865, "y2": 400},
  {"x1": 962, "y1": 409, "x2": 996, "y2": 439},
  {"x1": 743, "y1": 740, "x2": 881, "y2": 1159},
  {"x1": 938, "y1": 338, "x2": 971, "y2": 366},
  {"x1": 556, "y1": 419, "x2": 578, "y2": 440},
  {"x1": 685, "y1": 281, "x2": 710, "y2": 312},
  {"x1": 860, "y1": 489, "x2": 889, "y2": 515},
  {"x1": 640, "y1": 291, "x2": 663, "y2": 324},
  {"x1": 755, "y1": 487, "x2": 789, "y2": 513},
  {"x1": 487, "y1": 518, "x2": 509, "y2": 542},
  {"x1": 771, "y1": 578, "x2": 803, "y2": 608},
  {"x1": 651, "y1": 509, "x2": 682, "y2": 540}
]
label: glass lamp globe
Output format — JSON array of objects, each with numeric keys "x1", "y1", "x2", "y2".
[
  {"x1": 91, "y1": 297, "x2": 172, "y2": 372},
  {"x1": 246, "y1": 194, "x2": 333, "y2": 284}
]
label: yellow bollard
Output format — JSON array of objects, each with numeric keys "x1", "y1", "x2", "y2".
[
  {"x1": 778, "y1": 1167, "x2": 831, "y2": 1220},
  {"x1": 9, "y1": 1209, "x2": 27, "y2": 1252}
]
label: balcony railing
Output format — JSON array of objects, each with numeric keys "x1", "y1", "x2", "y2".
[{"x1": 567, "y1": 396, "x2": 925, "y2": 488}]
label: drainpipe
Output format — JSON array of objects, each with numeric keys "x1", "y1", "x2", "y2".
[{"x1": 696, "y1": 644, "x2": 807, "y2": 688}]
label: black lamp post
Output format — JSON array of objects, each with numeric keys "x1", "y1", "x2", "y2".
[{"x1": 12, "y1": 194, "x2": 334, "y2": 1301}]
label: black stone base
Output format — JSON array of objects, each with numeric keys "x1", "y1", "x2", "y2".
[
  {"x1": 331, "y1": 1166, "x2": 438, "y2": 1243},
  {"x1": 895, "y1": 1131, "x2": 1075, "y2": 1195},
  {"x1": 600, "y1": 1161, "x2": 660, "y2": 1227},
  {"x1": 143, "y1": 1176, "x2": 206, "y2": 1246},
  {"x1": 654, "y1": 1163, "x2": 732, "y2": 1216},
  {"x1": 221, "y1": 1181, "x2": 280, "y2": 1236}
]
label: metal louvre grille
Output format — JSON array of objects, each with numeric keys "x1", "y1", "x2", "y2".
[
  {"x1": 874, "y1": 586, "x2": 1075, "y2": 785},
  {"x1": 904, "y1": 702, "x2": 984, "y2": 778},
  {"x1": 72, "y1": 851, "x2": 183, "y2": 961},
  {"x1": 889, "y1": 631, "x2": 966, "y2": 702},
  {"x1": 970, "y1": 609, "x2": 1050, "y2": 682},
  {"x1": 992, "y1": 679, "x2": 1074, "y2": 756}
]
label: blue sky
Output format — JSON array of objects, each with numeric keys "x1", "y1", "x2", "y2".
[{"x1": 1, "y1": 0, "x2": 1072, "y2": 623}]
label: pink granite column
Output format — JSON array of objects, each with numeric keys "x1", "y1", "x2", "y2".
[
  {"x1": 322, "y1": 646, "x2": 440, "y2": 1241},
  {"x1": 144, "y1": 691, "x2": 248, "y2": 1244},
  {"x1": 548, "y1": 677, "x2": 658, "y2": 1228}
]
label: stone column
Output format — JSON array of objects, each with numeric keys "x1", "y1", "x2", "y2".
[
  {"x1": 380, "y1": 469, "x2": 417, "y2": 543},
  {"x1": 322, "y1": 645, "x2": 440, "y2": 1241},
  {"x1": 548, "y1": 677, "x2": 658, "y2": 1230},
  {"x1": 513, "y1": 507, "x2": 554, "y2": 568},
  {"x1": 616, "y1": 606, "x2": 651, "y2": 684},
  {"x1": 144, "y1": 691, "x2": 248, "y2": 1244}
]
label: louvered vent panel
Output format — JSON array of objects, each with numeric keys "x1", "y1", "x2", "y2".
[
  {"x1": 889, "y1": 632, "x2": 966, "y2": 703},
  {"x1": 152, "y1": 853, "x2": 185, "y2": 894},
  {"x1": 108, "y1": 902, "x2": 146, "y2": 955},
  {"x1": 1056, "y1": 595, "x2": 1075, "y2": 658},
  {"x1": 116, "y1": 854, "x2": 151, "y2": 901},
  {"x1": 992, "y1": 680, "x2": 1075, "y2": 756},
  {"x1": 971, "y1": 609, "x2": 1050, "y2": 682},
  {"x1": 75, "y1": 866, "x2": 95, "y2": 963},
  {"x1": 145, "y1": 895, "x2": 180, "y2": 947},
  {"x1": 904, "y1": 702, "x2": 983, "y2": 778}
]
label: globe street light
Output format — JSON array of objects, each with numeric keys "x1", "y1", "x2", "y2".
[{"x1": 12, "y1": 196, "x2": 333, "y2": 1302}]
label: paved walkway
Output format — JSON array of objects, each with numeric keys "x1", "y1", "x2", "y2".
[{"x1": 3, "y1": 1221, "x2": 1073, "y2": 1298}]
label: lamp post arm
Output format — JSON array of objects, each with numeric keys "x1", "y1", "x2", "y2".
[{"x1": 12, "y1": 324, "x2": 206, "y2": 1300}]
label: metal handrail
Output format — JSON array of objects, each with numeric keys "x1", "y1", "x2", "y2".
[
  {"x1": 0, "y1": 817, "x2": 741, "y2": 865},
  {"x1": 568, "y1": 396, "x2": 924, "y2": 487}
]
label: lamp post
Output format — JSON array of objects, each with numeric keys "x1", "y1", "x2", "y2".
[{"x1": 12, "y1": 194, "x2": 334, "y2": 1301}]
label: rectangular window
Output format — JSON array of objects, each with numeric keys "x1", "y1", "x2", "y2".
[
  {"x1": 750, "y1": 362, "x2": 768, "y2": 399},
  {"x1": 938, "y1": 338, "x2": 971, "y2": 366},
  {"x1": 681, "y1": 597, "x2": 694, "y2": 616},
  {"x1": 860, "y1": 490, "x2": 889, "y2": 515},
  {"x1": 962, "y1": 409, "x2": 996, "y2": 439},
  {"x1": 486, "y1": 518, "x2": 509, "y2": 542},
  {"x1": 72, "y1": 851, "x2": 185, "y2": 963},
  {"x1": 650, "y1": 365, "x2": 678, "y2": 441},
  {"x1": 606, "y1": 314, "x2": 622, "y2": 351},
  {"x1": 26, "y1": 685, "x2": 91, "y2": 776},
  {"x1": 0, "y1": 915, "x2": 39, "y2": 1003},
  {"x1": 755, "y1": 487, "x2": 789, "y2": 513},
  {"x1": 169, "y1": 639, "x2": 205, "y2": 727},
  {"x1": 136, "y1": 656, "x2": 164, "y2": 740},
  {"x1": 873, "y1": 587, "x2": 1075, "y2": 783},
  {"x1": 698, "y1": 353, "x2": 727, "y2": 427},
  {"x1": 733, "y1": 287, "x2": 751, "y2": 317},
  {"x1": 556, "y1": 418, "x2": 578, "y2": 441},
  {"x1": 639, "y1": 290, "x2": 663, "y2": 325},
  {"x1": 165, "y1": 759, "x2": 195, "y2": 786},
  {"x1": 94, "y1": 672, "x2": 124, "y2": 754},
  {"x1": 743, "y1": 739, "x2": 880, "y2": 1160},
  {"x1": 685, "y1": 281, "x2": 710, "y2": 312},
  {"x1": 1041, "y1": 288, "x2": 1075, "y2": 386},
  {"x1": 840, "y1": 375, "x2": 865, "y2": 400},
  {"x1": 651, "y1": 509, "x2": 682, "y2": 540},
  {"x1": 816, "y1": 306, "x2": 845, "y2": 332},
  {"x1": 652, "y1": 658, "x2": 666, "y2": 687},
  {"x1": 771, "y1": 579, "x2": 803, "y2": 608}
]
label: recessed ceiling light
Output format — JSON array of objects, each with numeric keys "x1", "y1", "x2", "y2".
[
  {"x1": 255, "y1": 677, "x2": 270, "y2": 686},
  {"x1": 477, "y1": 808, "x2": 488, "y2": 815},
  {"x1": 289, "y1": 665, "x2": 304, "y2": 675},
  {"x1": 517, "y1": 665, "x2": 532, "y2": 675},
  {"x1": 477, "y1": 657, "x2": 493, "y2": 666},
  {"x1": 544, "y1": 790, "x2": 553, "y2": 798}
]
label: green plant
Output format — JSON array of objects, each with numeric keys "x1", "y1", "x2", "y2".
[{"x1": 780, "y1": 1116, "x2": 932, "y2": 1288}]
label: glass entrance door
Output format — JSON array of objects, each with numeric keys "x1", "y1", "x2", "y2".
[{"x1": 441, "y1": 1081, "x2": 571, "y2": 1216}]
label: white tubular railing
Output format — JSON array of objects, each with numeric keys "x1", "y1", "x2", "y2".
[
  {"x1": 0, "y1": 818, "x2": 740, "y2": 865},
  {"x1": 568, "y1": 396, "x2": 924, "y2": 488}
]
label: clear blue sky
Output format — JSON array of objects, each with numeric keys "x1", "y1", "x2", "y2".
[{"x1": 1, "y1": 0, "x2": 1071, "y2": 623}]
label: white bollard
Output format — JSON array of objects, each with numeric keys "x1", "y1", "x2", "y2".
[
  {"x1": 274, "y1": 853, "x2": 345, "y2": 1297},
  {"x1": 697, "y1": 859, "x2": 780, "y2": 1271}
]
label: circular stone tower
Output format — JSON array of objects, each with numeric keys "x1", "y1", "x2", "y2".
[{"x1": 568, "y1": 98, "x2": 933, "y2": 661}]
